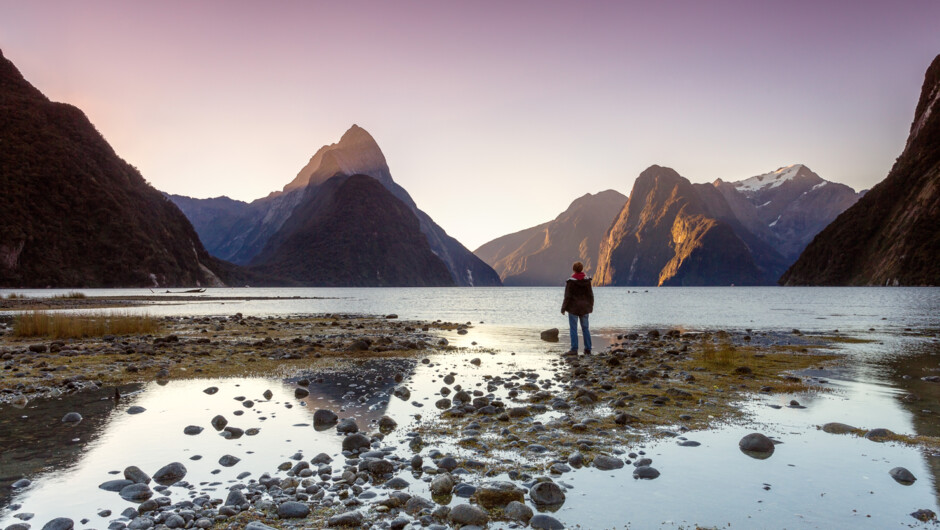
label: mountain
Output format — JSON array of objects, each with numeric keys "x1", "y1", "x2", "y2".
[
  {"x1": 473, "y1": 190, "x2": 627, "y2": 285},
  {"x1": 781, "y1": 54, "x2": 940, "y2": 286},
  {"x1": 251, "y1": 174, "x2": 454, "y2": 286},
  {"x1": 594, "y1": 165, "x2": 772, "y2": 286},
  {"x1": 170, "y1": 125, "x2": 500, "y2": 286},
  {"x1": 0, "y1": 48, "x2": 227, "y2": 288},
  {"x1": 713, "y1": 164, "x2": 864, "y2": 261}
]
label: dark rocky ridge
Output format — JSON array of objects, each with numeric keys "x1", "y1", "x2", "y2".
[
  {"x1": 250, "y1": 174, "x2": 454, "y2": 286},
  {"x1": 781, "y1": 54, "x2": 940, "y2": 286},
  {"x1": 474, "y1": 190, "x2": 627, "y2": 285},
  {"x1": 170, "y1": 126, "x2": 500, "y2": 286},
  {"x1": 0, "y1": 49, "x2": 227, "y2": 288},
  {"x1": 595, "y1": 166, "x2": 770, "y2": 286}
]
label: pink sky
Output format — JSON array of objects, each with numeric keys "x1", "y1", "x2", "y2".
[{"x1": 2, "y1": 1, "x2": 939, "y2": 249}]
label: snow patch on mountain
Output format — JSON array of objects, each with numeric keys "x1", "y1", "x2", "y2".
[{"x1": 733, "y1": 164, "x2": 804, "y2": 193}]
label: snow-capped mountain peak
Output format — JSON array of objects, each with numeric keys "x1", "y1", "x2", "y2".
[{"x1": 733, "y1": 164, "x2": 807, "y2": 193}]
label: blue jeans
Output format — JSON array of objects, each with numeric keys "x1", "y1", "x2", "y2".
[{"x1": 568, "y1": 313, "x2": 591, "y2": 351}]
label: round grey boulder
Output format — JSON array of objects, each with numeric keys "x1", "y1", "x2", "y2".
[
  {"x1": 41, "y1": 518, "x2": 74, "y2": 530},
  {"x1": 336, "y1": 418, "x2": 359, "y2": 434},
  {"x1": 61, "y1": 412, "x2": 82, "y2": 423},
  {"x1": 277, "y1": 501, "x2": 310, "y2": 518},
  {"x1": 430, "y1": 473, "x2": 455, "y2": 496},
  {"x1": 313, "y1": 409, "x2": 338, "y2": 429},
  {"x1": 475, "y1": 481, "x2": 525, "y2": 509},
  {"x1": 219, "y1": 455, "x2": 240, "y2": 467},
  {"x1": 360, "y1": 458, "x2": 394, "y2": 476},
  {"x1": 99, "y1": 479, "x2": 133, "y2": 491},
  {"x1": 124, "y1": 466, "x2": 151, "y2": 484},
  {"x1": 342, "y1": 433, "x2": 371, "y2": 453},
  {"x1": 739, "y1": 433, "x2": 775, "y2": 458},
  {"x1": 822, "y1": 422, "x2": 857, "y2": 434},
  {"x1": 126, "y1": 406, "x2": 146, "y2": 415},
  {"x1": 127, "y1": 516, "x2": 154, "y2": 529},
  {"x1": 504, "y1": 500, "x2": 534, "y2": 523},
  {"x1": 225, "y1": 488, "x2": 248, "y2": 507},
  {"x1": 164, "y1": 514, "x2": 185, "y2": 529},
  {"x1": 152, "y1": 462, "x2": 187, "y2": 486},
  {"x1": 889, "y1": 467, "x2": 917, "y2": 485},
  {"x1": 183, "y1": 425, "x2": 204, "y2": 435},
  {"x1": 393, "y1": 385, "x2": 411, "y2": 401},
  {"x1": 210, "y1": 415, "x2": 228, "y2": 431},
  {"x1": 567, "y1": 452, "x2": 584, "y2": 468},
  {"x1": 448, "y1": 504, "x2": 489, "y2": 526},
  {"x1": 530, "y1": 514, "x2": 565, "y2": 529},
  {"x1": 633, "y1": 466, "x2": 660, "y2": 479},
  {"x1": 119, "y1": 483, "x2": 154, "y2": 502},
  {"x1": 378, "y1": 415, "x2": 398, "y2": 432},
  {"x1": 327, "y1": 511, "x2": 364, "y2": 527},
  {"x1": 529, "y1": 481, "x2": 565, "y2": 506},
  {"x1": 864, "y1": 428, "x2": 895, "y2": 442},
  {"x1": 593, "y1": 454, "x2": 624, "y2": 470}
]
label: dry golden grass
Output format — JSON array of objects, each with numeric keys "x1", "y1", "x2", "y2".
[
  {"x1": 4, "y1": 293, "x2": 28, "y2": 300},
  {"x1": 699, "y1": 333, "x2": 747, "y2": 368},
  {"x1": 12, "y1": 311, "x2": 161, "y2": 339}
]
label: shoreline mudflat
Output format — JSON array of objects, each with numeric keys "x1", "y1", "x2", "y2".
[
  {"x1": 7, "y1": 313, "x2": 927, "y2": 529},
  {"x1": 0, "y1": 313, "x2": 459, "y2": 402},
  {"x1": 0, "y1": 295, "x2": 337, "y2": 312}
]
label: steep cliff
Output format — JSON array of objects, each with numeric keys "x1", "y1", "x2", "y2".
[
  {"x1": 0, "y1": 49, "x2": 226, "y2": 288},
  {"x1": 595, "y1": 166, "x2": 768, "y2": 286},
  {"x1": 781, "y1": 55, "x2": 940, "y2": 286}
]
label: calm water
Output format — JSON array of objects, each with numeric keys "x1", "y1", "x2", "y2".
[
  {"x1": 1, "y1": 287, "x2": 938, "y2": 529},
  {"x1": 3, "y1": 286, "x2": 939, "y2": 332}
]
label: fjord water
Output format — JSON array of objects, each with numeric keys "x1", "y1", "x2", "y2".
[
  {"x1": 1, "y1": 287, "x2": 938, "y2": 529},
  {"x1": 6, "y1": 286, "x2": 938, "y2": 332}
]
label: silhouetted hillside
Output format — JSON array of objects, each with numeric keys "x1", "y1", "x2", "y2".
[
  {"x1": 782, "y1": 54, "x2": 940, "y2": 286},
  {"x1": 250, "y1": 174, "x2": 454, "y2": 286},
  {"x1": 0, "y1": 49, "x2": 227, "y2": 287}
]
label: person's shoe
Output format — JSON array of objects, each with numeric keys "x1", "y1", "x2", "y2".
[
  {"x1": 563, "y1": 349, "x2": 578, "y2": 356},
  {"x1": 583, "y1": 349, "x2": 592, "y2": 355}
]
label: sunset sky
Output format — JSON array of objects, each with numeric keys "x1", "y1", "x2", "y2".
[{"x1": 2, "y1": 1, "x2": 939, "y2": 249}]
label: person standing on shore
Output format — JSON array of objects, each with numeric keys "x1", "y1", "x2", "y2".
[{"x1": 561, "y1": 261, "x2": 594, "y2": 354}]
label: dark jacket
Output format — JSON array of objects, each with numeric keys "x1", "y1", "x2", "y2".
[{"x1": 562, "y1": 277, "x2": 594, "y2": 316}]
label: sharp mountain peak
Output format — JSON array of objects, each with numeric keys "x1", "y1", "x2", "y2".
[{"x1": 283, "y1": 124, "x2": 390, "y2": 193}]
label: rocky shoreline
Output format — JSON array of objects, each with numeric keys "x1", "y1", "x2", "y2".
[
  {"x1": 2, "y1": 315, "x2": 938, "y2": 529},
  {"x1": 0, "y1": 313, "x2": 461, "y2": 404}
]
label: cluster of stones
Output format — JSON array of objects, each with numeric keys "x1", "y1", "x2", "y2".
[
  {"x1": 5, "y1": 324, "x2": 934, "y2": 529},
  {"x1": 0, "y1": 314, "x2": 459, "y2": 405}
]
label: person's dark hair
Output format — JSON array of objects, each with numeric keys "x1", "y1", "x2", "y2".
[{"x1": 572, "y1": 261, "x2": 584, "y2": 273}]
